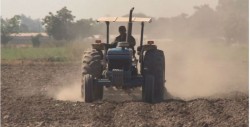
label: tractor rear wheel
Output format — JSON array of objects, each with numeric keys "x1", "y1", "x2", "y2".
[
  {"x1": 81, "y1": 49, "x2": 103, "y2": 102},
  {"x1": 82, "y1": 49, "x2": 103, "y2": 78},
  {"x1": 142, "y1": 75, "x2": 155, "y2": 103},
  {"x1": 142, "y1": 49, "x2": 165, "y2": 103}
]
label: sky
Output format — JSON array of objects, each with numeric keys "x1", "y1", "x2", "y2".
[{"x1": 1, "y1": 0, "x2": 218, "y2": 20}]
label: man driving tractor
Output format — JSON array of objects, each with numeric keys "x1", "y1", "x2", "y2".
[{"x1": 110, "y1": 26, "x2": 136, "y2": 57}]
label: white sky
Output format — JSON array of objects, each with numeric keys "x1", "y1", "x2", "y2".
[{"x1": 1, "y1": 0, "x2": 218, "y2": 19}]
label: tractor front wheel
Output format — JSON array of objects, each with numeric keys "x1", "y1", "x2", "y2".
[{"x1": 82, "y1": 74, "x2": 103, "y2": 102}]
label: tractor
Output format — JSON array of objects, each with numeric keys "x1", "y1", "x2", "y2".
[{"x1": 81, "y1": 7, "x2": 166, "y2": 103}]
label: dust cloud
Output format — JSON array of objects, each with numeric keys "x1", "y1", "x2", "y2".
[
  {"x1": 157, "y1": 39, "x2": 248, "y2": 99},
  {"x1": 49, "y1": 38, "x2": 248, "y2": 102},
  {"x1": 46, "y1": 67, "x2": 84, "y2": 102},
  {"x1": 53, "y1": 82, "x2": 83, "y2": 102}
]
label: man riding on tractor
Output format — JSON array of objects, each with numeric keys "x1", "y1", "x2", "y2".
[{"x1": 110, "y1": 26, "x2": 136, "y2": 57}]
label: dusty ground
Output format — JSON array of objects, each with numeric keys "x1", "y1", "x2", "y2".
[{"x1": 1, "y1": 63, "x2": 248, "y2": 127}]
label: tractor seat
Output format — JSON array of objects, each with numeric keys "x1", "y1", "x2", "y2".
[{"x1": 117, "y1": 42, "x2": 129, "y2": 48}]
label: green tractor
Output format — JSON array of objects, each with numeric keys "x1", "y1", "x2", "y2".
[{"x1": 82, "y1": 7, "x2": 166, "y2": 103}]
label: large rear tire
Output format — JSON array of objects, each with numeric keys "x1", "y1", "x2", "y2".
[
  {"x1": 142, "y1": 75, "x2": 155, "y2": 103},
  {"x1": 81, "y1": 49, "x2": 103, "y2": 102},
  {"x1": 82, "y1": 49, "x2": 103, "y2": 78},
  {"x1": 142, "y1": 49, "x2": 165, "y2": 103}
]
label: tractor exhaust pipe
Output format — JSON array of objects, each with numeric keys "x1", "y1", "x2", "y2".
[{"x1": 126, "y1": 7, "x2": 134, "y2": 43}]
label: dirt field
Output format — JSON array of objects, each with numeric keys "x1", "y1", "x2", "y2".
[{"x1": 1, "y1": 63, "x2": 248, "y2": 127}]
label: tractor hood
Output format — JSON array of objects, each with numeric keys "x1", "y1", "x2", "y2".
[
  {"x1": 107, "y1": 48, "x2": 133, "y2": 59},
  {"x1": 107, "y1": 48, "x2": 133, "y2": 71}
]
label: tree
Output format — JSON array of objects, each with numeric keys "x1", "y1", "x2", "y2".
[
  {"x1": 216, "y1": 0, "x2": 248, "y2": 43},
  {"x1": 42, "y1": 7, "x2": 75, "y2": 40},
  {"x1": 69, "y1": 19, "x2": 98, "y2": 39},
  {"x1": 1, "y1": 15, "x2": 21, "y2": 45},
  {"x1": 188, "y1": 4, "x2": 218, "y2": 38},
  {"x1": 19, "y1": 14, "x2": 44, "y2": 33}
]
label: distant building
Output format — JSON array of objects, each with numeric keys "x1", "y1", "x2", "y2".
[{"x1": 9, "y1": 33, "x2": 50, "y2": 44}]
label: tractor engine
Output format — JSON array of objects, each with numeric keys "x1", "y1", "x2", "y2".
[{"x1": 106, "y1": 43, "x2": 133, "y2": 87}]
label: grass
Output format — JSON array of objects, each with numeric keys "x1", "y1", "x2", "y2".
[
  {"x1": 1, "y1": 39, "x2": 248, "y2": 63},
  {"x1": 1, "y1": 47, "x2": 68, "y2": 60},
  {"x1": 1, "y1": 41, "x2": 92, "y2": 61}
]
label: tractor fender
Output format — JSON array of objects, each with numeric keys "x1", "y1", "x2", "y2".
[
  {"x1": 92, "y1": 43, "x2": 105, "y2": 50},
  {"x1": 137, "y1": 44, "x2": 157, "y2": 55},
  {"x1": 137, "y1": 44, "x2": 157, "y2": 62}
]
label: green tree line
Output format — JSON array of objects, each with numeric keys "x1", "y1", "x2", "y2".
[
  {"x1": 42, "y1": 7, "x2": 103, "y2": 40},
  {"x1": 1, "y1": 0, "x2": 248, "y2": 45}
]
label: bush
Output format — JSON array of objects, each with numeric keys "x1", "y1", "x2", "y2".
[{"x1": 31, "y1": 34, "x2": 42, "y2": 47}]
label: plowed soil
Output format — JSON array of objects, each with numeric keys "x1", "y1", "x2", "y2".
[{"x1": 1, "y1": 63, "x2": 248, "y2": 127}]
